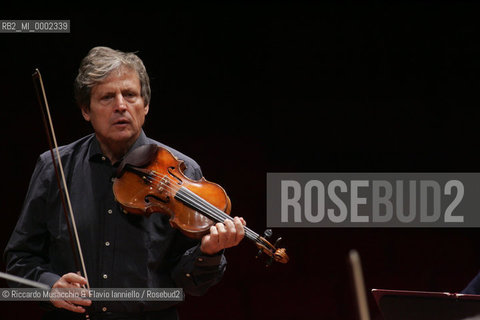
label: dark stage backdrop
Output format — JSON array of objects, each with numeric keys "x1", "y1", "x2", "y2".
[{"x1": 2, "y1": 2, "x2": 480, "y2": 319}]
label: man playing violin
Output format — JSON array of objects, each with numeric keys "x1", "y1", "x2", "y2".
[{"x1": 4, "y1": 46, "x2": 246, "y2": 320}]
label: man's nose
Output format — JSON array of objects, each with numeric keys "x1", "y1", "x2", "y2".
[{"x1": 113, "y1": 94, "x2": 127, "y2": 111}]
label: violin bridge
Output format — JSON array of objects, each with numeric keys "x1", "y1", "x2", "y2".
[{"x1": 156, "y1": 175, "x2": 171, "y2": 194}]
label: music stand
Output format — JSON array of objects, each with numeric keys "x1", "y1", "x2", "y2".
[{"x1": 372, "y1": 289, "x2": 480, "y2": 320}]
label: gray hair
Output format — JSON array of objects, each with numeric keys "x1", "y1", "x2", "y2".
[{"x1": 74, "y1": 46, "x2": 151, "y2": 110}]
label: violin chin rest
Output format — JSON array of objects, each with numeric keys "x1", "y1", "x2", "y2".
[{"x1": 115, "y1": 144, "x2": 159, "y2": 177}]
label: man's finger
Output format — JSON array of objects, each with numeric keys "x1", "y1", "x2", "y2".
[
  {"x1": 224, "y1": 219, "x2": 236, "y2": 234},
  {"x1": 52, "y1": 300, "x2": 87, "y2": 313},
  {"x1": 209, "y1": 225, "x2": 219, "y2": 244},
  {"x1": 224, "y1": 219, "x2": 239, "y2": 245},
  {"x1": 216, "y1": 222, "x2": 229, "y2": 244},
  {"x1": 50, "y1": 287, "x2": 92, "y2": 305},
  {"x1": 62, "y1": 273, "x2": 87, "y2": 286},
  {"x1": 239, "y1": 217, "x2": 247, "y2": 226},
  {"x1": 67, "y1": 297, "x2": 92, "y2": 307},
  {"x1": 233, "y1": 217, "x2": 245, "y2": 244}
]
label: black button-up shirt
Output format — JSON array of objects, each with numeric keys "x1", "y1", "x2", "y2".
[{"x1": 4, "y1": 131, "x2": 226, "y2": 316}]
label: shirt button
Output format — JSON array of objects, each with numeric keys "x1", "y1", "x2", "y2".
[
  {"x1": 103, "y1": 274, "x2": 108, "y2": 279},
  {"x1": 102, "y1": 307, "x2": 108, "y2": 312},
  {"x1": 185, "y1": 273, "x2": 191, "y2": 278},
  {"x1": 107, "y1": 209, "x2": 113, "y2": 214},
  {"x1": 197, "y1": 258, "x2": 203, "y2": 262},
  {"x1": 101, "y1": 156, "x2": 106, "y2": 161},
  {"x1": 105, "y1": 241, "x2": 110, "y2": 247}
]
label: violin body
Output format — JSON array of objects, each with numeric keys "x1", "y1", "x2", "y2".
[
  {"x1": 113, "y1": 144, "x2": 289, "y2": 265},
  {"x1": 113, "y1": 145, "x2": 231, "y2": 239}
]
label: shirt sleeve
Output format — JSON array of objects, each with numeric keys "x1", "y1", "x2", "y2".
[
  {"x1": 170, "y1": 237, "x2": 227, "y2": 296},
  {"x1": 3, "y1": 155, "x2": 61, "y2": 288}
]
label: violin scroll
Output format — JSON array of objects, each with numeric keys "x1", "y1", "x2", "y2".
[{"x1": 255, "y1": 229, "x2": 289, "y2": 267}]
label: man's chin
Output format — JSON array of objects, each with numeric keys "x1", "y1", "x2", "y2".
[{"x1": 98, "y1": 131, "x2": 139, "y2": 147}]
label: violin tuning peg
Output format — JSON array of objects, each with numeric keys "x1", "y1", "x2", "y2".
[
  {"x1": 263, "y1": 229, "x2": 273, "y2": 239},
  {"x1": 273, "y1": 237, "x2": 282, "y2": 248}
]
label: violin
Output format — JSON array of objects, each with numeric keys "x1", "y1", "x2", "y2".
[{"x1": 113, "y1": 144, "x2": 289, "y2": 266}]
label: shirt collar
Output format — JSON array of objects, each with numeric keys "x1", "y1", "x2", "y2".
[{"x1": 88, "y1": 130, "x2": 149, "y2": 164}]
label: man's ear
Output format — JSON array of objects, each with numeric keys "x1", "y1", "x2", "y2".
[
  {"x1": 81, "y1": 106, "x2": 90, "y2": 121},
  {"x1": 144, "y1": 104, "x2": 149, "y2": 116}
]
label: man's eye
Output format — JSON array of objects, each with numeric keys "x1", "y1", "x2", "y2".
[{"x1": 101, "y1": 95, "x2": 114, "y2": 100}]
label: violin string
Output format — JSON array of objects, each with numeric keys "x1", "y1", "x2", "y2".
[
  {"x1": 145, "y1": 170, "x2": 237, "y2": 223},
  {"x1": 140, "y1": 169, "x2": 260, "y2": 241},
  {"x1": 175, "y1": 186, "x2": 259, "y2": 241},
  {"x1": 121, "y1": 166, "x2": 260, "y2": 241},
  {"x1": 126, "y1": 167, "x2": 274, "y2": 254}
]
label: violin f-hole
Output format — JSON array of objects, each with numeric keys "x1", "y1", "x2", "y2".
[
  {"x1": 145, "y1": 194, "x2": 170, "y2": 204},
  {"x1": 168, "y1": 167, "x2": 183, "y2": 185}
]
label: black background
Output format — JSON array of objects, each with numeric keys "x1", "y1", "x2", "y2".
[{"x1": 2, "y1": 1, "x2": 480, "y2": 319}]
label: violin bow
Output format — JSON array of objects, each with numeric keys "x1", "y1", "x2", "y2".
[
  {"x1": 32, "y1": 69, "x2": 91, "y2": 292},
  {"x1": 349, "y1": 250, "x2": 371, "y2": 320},
  {"x1": 0, "y1": 271, "x2": 50, "y2": 290}
]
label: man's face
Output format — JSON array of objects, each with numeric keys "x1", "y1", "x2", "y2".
[{"x1": 82, "y1": 67, "x2": 149, "y2": 150}]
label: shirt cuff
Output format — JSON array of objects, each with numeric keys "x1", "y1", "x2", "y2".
[
  {"x1": 195, "y1": 246, "x2": 225, "y2": 267},
  {"x1": 38, "y1": 272, "x2": 61, "y2": 288}
]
